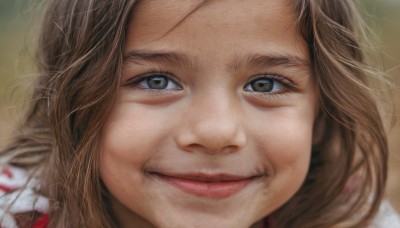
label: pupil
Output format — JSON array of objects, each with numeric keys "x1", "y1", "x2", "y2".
[
  {"x1": 148, "y1": 76, "x2": 167, "y2": 89},
  {"x1": 251, "y1": 78, "x2": 273, "y2": 92}
]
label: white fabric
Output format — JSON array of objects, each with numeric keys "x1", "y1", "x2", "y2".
[
  {"x1": 0, "y1": 165, "x2": 49, "y2": 228},
  {"x1": 371, "y1": 200, "x2": 400, "y2": 228}
]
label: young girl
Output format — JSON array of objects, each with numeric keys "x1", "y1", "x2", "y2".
[{"x1": 0, "y1": 0, "x2": 399, "y2": 227}]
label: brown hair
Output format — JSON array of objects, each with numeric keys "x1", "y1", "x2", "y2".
[
  {"x1": 275, "y1": 1, "x2": 388, "y2": 227},
  {"x1": 1, "y1": 0, "x2": 389, "y2": 227}
]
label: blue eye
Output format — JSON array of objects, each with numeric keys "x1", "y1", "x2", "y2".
[
  {"x1": 244, "y1": 76, "x2": 285, "y2": 93},
  {"x1": 135, "y1": 74, "x2": 182, "y2": 90}
]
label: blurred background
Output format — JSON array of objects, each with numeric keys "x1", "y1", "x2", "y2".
[{"x1": 0, "y1": 0, "x2": 399, "y2": 213}]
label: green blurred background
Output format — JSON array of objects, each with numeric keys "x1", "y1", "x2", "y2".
[{"x1": 0, "y1": 0, "x2": 399, "y2": 213}]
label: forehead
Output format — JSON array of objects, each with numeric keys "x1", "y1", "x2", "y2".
[{"x1": 127, "y1": 0, "x2": 300, "y2": 46}]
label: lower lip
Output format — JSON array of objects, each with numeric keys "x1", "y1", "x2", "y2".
[{"x1": 154, "y1": 174, "x2": 254, "y2": 199}]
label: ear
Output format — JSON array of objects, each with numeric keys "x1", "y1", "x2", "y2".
[{"x1": 312, "y1": 110, "x2": 326, "y2": 147}]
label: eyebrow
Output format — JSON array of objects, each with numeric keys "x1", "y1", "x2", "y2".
[
  {"x1": 231, "y1": 53, "x2": 310, "y2": 72},
  {"x1": 123, "y1": 50, "x2": 310, "y2": 73},
  {"x1": 124, "y1": 50, "x2": 201, "y2": 72}
]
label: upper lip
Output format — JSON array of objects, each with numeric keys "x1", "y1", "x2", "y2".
[{"x1": 149, "y1": 172, "x2": 263, "y2": 182}]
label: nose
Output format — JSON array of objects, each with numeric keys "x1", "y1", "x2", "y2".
[{"x1": 175, "y1": 92, "x2": 247, "y2": 154}]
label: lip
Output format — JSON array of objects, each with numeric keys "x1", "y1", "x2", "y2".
[{"x1": 150, "y1": 172, "x2": 261, "y2": 199}]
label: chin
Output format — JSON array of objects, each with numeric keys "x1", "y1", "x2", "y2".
[
  {"x1": 152, "y1": 215, "x2": 258, "y2": 228},
  {"x1": 146, "y1": 204, "x2": 265, "y2": 228}
]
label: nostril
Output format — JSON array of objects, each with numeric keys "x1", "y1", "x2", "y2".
[
  {"x1": 184, "y1": 144, "x2": 240, "y2": 154},
  {"x1": 178, "y1": 132, "x2": 246, "y2": 154},
  {"x1": 183, "y1": 143, "x2": 205, "y2": 153},
  {"x1": 221, "y1": 145, "x2": 240, "y2": 154},
  {"x1": 175, "y1": 120, "x2": 247, "y2": 153}
]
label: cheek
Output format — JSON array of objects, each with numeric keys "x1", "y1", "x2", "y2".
[
  {"x1": 253, "y1": 107, "x2": 314, "y2": 166},
  {"x1": 250, "y1": 108, "x2": 313, "y2": 199},
  {"x1": 266, "y1": 120, "x2": 312, "y2": 171},
  {"x1": 98, "y1": 104, "x2": 173, "y2": 206},
  {"x1": 98, "y1": 104, "x2": 172, "y2": 196},
  {"x1": 99, "y1": 104, "x2": 174, "y2": 164}
]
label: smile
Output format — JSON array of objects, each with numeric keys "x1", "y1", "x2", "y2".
[{"x1": 150, "y1": 172, "x2": 263, "y2": 199}]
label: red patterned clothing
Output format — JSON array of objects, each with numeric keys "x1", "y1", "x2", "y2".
[{"x1": 0, "y1": 165, "x2": 48, "y2": 228}]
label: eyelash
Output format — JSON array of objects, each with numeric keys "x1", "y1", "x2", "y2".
[
  {"x1": 124, "y1": 71, "x2": 182, "y2": 90},
  {"x1": 244, "y1": 74, "x2": 295, "y2": 93},
  {"x1": 124, "y1": 71, "x2": 296, "y2": 96}
]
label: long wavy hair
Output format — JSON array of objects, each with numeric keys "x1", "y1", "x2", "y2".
[{"x1": 1, "y1": 0, "x2": 388, "y2": 227}]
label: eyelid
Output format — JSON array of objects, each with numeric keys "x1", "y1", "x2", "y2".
[
  {"x1": 250, "y1": 73, "x2": 295, "y2": 88},
  {"x1": 124, "y1": 71, "x2": 183, "y2": 89},
  {"x1": 244, "y1": 73, "x2": 297, "y2": 93}
]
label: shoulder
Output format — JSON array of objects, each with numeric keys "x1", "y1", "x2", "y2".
[
  {"x1": 0, "y1": 164, "x2": 49, "y2": 228},
  {"x1": 371, "y1": 200, "x2": 400, "y2": 228}
]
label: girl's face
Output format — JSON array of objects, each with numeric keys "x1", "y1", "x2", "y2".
[{"x1": 100, "y1": 0, "x2": 317, "y2": 227}]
